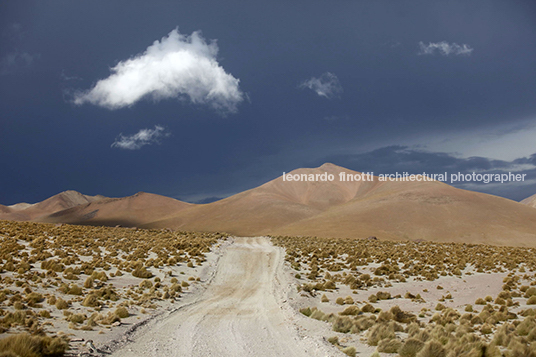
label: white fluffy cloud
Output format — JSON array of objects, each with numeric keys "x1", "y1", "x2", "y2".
[
  {"x1": 418, "y1": 41, "x2": 473, "y2": 56},
  {"x1": 111, "y1": 125, "x2": 170, "y2": 150},
  {"x1": 74, "y1": 28, "x2": 243, "y2": 113},
  {"x1": 299, "y1": 72, "x2": 343, "y2": 99}
]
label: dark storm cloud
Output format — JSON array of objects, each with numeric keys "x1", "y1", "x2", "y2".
[
  {"x1": 306, "y1": 146, "x2": 536, "y2": 200},
  {"x1": 1, "y1": 0, "x2": 536, "y2": 205},
  {"x1": 313, "y1": 145, "x2": 533, "y2": 176}
]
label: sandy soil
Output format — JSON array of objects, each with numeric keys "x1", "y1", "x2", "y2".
[{"x1": 108, "y1": 237, "x2": 337, "y2": 357}]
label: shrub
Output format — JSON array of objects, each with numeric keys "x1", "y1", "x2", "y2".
[
  {"x1": 336, "y1": 297, "x2": 345, "y2": 305},
  {"x1": 481, "y1": 323, "x2": 493, "y2": 334},
  {"x1": 341, "y1": 346, "x2": 356, "y2": 357},
  {"x1": 399, "y1": 338, "x2": 425, "y2": 357},
  {"x1": 68, "y1": 284, "x2": 82, "y2": 295},
  {"x1": 525, "y1": 287, "x2": 536, "y2": 298},
  {"x1": 55, "y1": 298, "x2": 69, "y2": 310},
  {"x1": 475, "y1": 298, "x2": 486, "y2": 305},
  {"x1": 378, "y1": 337, "x2": 402, "y2": 353},
  {"x1": 323, "y1": 281, "x2": 336, "y2": 290},
  {"x1": 25, "y1": 292, "x2": 44, "y2": 305},
  {"x1": 367, "y1": 323, "x2": 396, "y2": 346},
  {"x1": 332, "y1": 316, "x2": 353, "y2": 333},
  {"x1": 115, "y1": 307, "x2": 129, "y2": 318},
  {"x1": 47, "y1": 296, "x2": 56, "y2": 305},
  {"x1": 516, "y1": 316, "x2": 536, "y2": 336},
  {"x1": 68, "y1": 313, "x2": 86, "y2": 324},
  {"x1": 435, "y1": 303, "x2": 446, "y2": 311},
  {"x1": 416, "y1": 339, "x2": 445, "y2": 357},
  {"x1": 390, "y1": 305, "x2": 416, "y2": 324},
  {"x1": 327, "y1": 336, "x2": 339, "y2": 345},
  {"x1": 300, "y1": 307, "x2": 312, "y2": 317},
  {"x1": 361, "y1": 303, "x2": 375, "y2": 313},
  {"x1": 84, "y1": 277, "x2": 94, "y2": 289},
  {"x1": 39, "y1": 310, "x2": 51, "y2": 318},
  {"x1": 132, "y1": 267, "x2": 153, "y2": 279},
  {"x1": 340, "y1": 306, "x2": 360, "y2": 316},
  {"x1": 310, "y1": 309, "x2": 326, "y2": 320},
  {"x1": 528, "y1": 296, "x2": 536, "y2": 305},
  {"x1": 376, "y1": 291, "x2": 391, "y2": 300},
  {"x1": 0, "y1": 333, "x2": 68, "y2": 357},
  {"x1": 139, "y1": 280, "x2": 153, "y2": 289},
  {"x1": 321, "y1": 294, "x2": 329, "y2": 303},
  {"x1": 82, "y1": 294, "x2": 100, "y2": 308},
  {"x1": 98, "y1": 312, "x2": 120, "y2": 325}
]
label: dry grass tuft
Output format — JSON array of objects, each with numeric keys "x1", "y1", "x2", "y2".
[{"x1": 0, "y1": 332, "x2": 68, "y2": 357}]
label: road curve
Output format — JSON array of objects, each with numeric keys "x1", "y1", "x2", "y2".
[{"x1": 111, "y1": 237, "x2": 326, "y2": 357}]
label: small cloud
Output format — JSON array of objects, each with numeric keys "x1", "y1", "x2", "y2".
[
  {"x1": 74, "y1": 28, "x2": 244, "y2": 114},
  {"x1": 299, "y1": 72, "x2": 343, "y2": 99},
  {"x1": 418, "y1": 41, "x2": 473, "y2": 56},
  {"x1": 0, "y1": 51, "x2": 40, "y2": 75},
  {"x1": 60, "y1": 70, "x2": 82, "y2": 82},
  {"x1": 111, "y1": 125, "x2": 170, "y2": 150}
]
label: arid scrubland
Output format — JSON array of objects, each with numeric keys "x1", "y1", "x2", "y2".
[
  {"x1": 272, "y1": 235, "x2": 536, "y2": 357},
  {"x1": 0, "y1": 220, "x2": 226, "y2": 356}
]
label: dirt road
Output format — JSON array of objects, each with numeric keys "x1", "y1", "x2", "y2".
[{"x1": 110, "y1": 237, "x2": 332, "y2": 357}]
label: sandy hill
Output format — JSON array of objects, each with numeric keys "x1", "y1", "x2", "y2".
[
  {"x1": 0, "y1": 204, "x2": 10, "y2": 214},
  {"x1": 146, "y1": 163, "x2": 536, "y2": 246},
  {"x1": 0, "y1": 190, "x2": 105, "y2": 221},
  {"x1": 270, "y1": 177, "x2": 536, "y2": 246},
  {"x1": 521, "y1": 193, "x2": 536, "y2": 208},
  {"x1": 40, "y1": 192, "x2": 192, "y2": 227},
  {"x1": 144, "y1": 163, "x2": 371, "y2": 235}
]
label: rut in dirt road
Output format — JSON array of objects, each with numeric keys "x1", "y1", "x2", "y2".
[{"x1": 111, "y1": 237, "x2": 326, "y2": 357}]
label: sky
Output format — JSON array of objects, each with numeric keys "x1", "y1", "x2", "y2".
[{"x1": 1, "y1": 0, "x2": 536, "y2": 205}]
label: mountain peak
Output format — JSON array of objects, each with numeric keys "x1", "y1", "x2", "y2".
[{"x1": 318, "y1": 162, "x2": 345, "y2": 171}]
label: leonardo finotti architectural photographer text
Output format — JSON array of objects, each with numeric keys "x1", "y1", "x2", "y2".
[{"x1": 282, "y1": 171, "x2": 527, "y2": 184}]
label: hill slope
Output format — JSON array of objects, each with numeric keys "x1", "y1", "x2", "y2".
[
  {"x1": 0, "y1": 190, "x2": 105, "y2": 221},
  {"x1": 147, "y1": 164, "x2": 536, "y2": 246},
  {"x1": 146, "y1": 163, "x2": 376, "y2": 235},
  {"x1": 521, "y1": 193, "x2": 536, "y2": 208},
  {"x1": 40, "y1": 192, "x2": 192, "y2": 227},
  {"x1": 269, "y1": 178, "x2": 536, "y2": 246}
]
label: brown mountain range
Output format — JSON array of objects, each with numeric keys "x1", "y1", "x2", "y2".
[
  {"x1": 0, "y1": 190, "x2": 105, "y2": 221},
  {"x1": 2, "y1": 163, "x2": 536, "y2": 246},
  {"x1": 39, "y1": 192, "x2": 192, "y2": 227}
]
